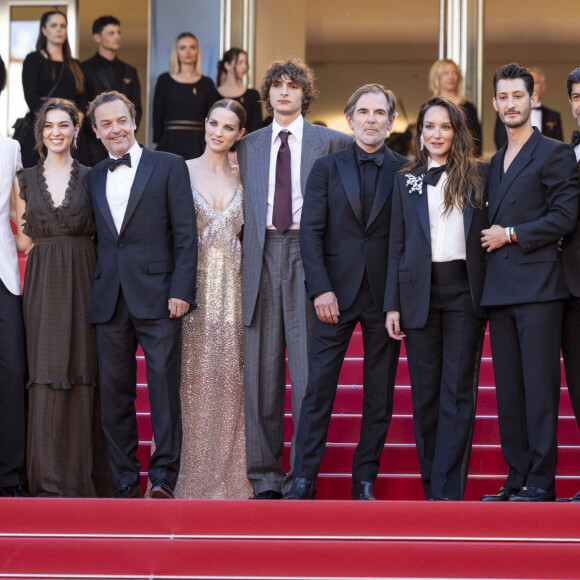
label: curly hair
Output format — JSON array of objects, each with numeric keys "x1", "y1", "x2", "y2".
[
  {"x1": 259, "y1": 59, "x2": 318, "y2": 117},
  {"x1": 404, "y1": 97, "x2": 484, "y2": 212}
]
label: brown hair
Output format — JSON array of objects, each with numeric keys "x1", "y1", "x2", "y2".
[
  {"x1": 259, "y1": 59, "x2": 318, "y2": 117},
  {"x1": 405, "y1": 97, "x2": 484, "y2": 212},
  {"x1": 207, "y1": 98, "x2": 246, "y2": 129},
  {"x1": 36, "y1": 11, "x2": 85, "y2": 94},
  {"x1": 217, "y1": 48, "x2": 247, "y2": 87},
  {"x1": 88, "y1": 90, "x2": 136, "y2": 127},
  {"x1": 34, "y1": 98, "x2": 79, "y2": 159}
]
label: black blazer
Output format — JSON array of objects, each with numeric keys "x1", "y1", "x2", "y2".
[
  {"x1": 87, "y1": 146, "x2": 198, "y2": 323},
  {"x1": 300, "y1": 143, "x2": 406, "y2": 312},
  {"x1": 481, "y1": 129, "x2": 579, "y2": 307},
  {"x1": 494, "y1": 105, "x2": 563, "y2": 150},
  {"x1": 384, "y1": 165, "x2": 489, "y2": 329},
  {"x1": 561, "y1": 155, "x2": 580, "y2": 297}
]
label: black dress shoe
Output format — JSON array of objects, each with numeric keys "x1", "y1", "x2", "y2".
[
  {"x1": 480, "y1": 486, "x2": 520, "y2": 501},
  {"x1": 352, "y1": 481, "x2": 376, "y2": 500},
  {"x1": 509, "y1": 486, "x2": 555, "y2": 502},
  {"x1": 111, "y1": 483, "x2": 142, "y2": 498},
  {"x1": 0, "y1": 485, "x2": 30, "y2": 497},
  {"x1": 149, "y1": 479, "x2": 175, "y2": 499},
  {"x1": 249, "y1": 490, "x2": 283, "y2": 500},
  {"x1": 283, "y1": 478, "x2": 316, "y2": 500}
]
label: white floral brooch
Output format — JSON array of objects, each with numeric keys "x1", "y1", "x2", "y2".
[{"x1": 405, "y1": 173, "x2": 424, "y2": 195}]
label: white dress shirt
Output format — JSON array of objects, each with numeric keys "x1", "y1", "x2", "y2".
[
  {"x1": 574, "y1": 143, "x2": 580, "y2": 162},
  {"x1": 531, "y1": 103, "x2": 542, "y2": 133},
  {"x1": 266, "y1": 115, "x2": 304, "y2": 230},
  {"x1": 106, "y1": 140, "x2": 142, "y2": 234},
  {"x1": 427, "y1": 159, "x2": 466, "y2": 262}
]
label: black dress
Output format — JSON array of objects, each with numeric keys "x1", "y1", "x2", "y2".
[
  {"x1": 460, "y1": 100, "x2": 482, "y2": 157},
  {"x1": 17, "y1": 161, "x2": 111, "y2": 497},
  {"x1": 153, "y1": 73, "x2": 219, "y2": 159},
  {"x1": 21, "y1": 51, "x2": 87, "y2": 167},
  {"x1": 231, "y1": 88, "x2": 263, "y2": 134}
]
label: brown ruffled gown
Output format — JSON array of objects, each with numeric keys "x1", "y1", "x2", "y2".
[{"x1": 18, "y1": 160, "x2": 112, "y2": 497}]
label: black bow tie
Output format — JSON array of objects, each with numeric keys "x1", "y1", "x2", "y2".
[
  {"x1": 572, "y1": 130, "x2": 580, "y2": 147},
  {"x1": 423, "y1": 163, "x2": 448, "y2": 186},
  {"x1": 359, "y1": 151, "x2": 384, "y2": 167},
  {"x1": 108, "y1": 153, "x2": 131, "y2": 172}
]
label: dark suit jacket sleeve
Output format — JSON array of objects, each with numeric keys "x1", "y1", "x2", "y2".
[
  {"x1": 299, "y1": 157, "x2": 334, "y2": 300},
  {"x1": 516, "y1": 143, "x2": 580, "y2": 252},
  {"x1": 167, "y1": 156, "x2": 198, "y2": 305},
  {"x1": 383, "y1": 176, "x2": 405, "y2": 314}
]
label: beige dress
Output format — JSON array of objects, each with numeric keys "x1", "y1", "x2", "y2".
[{"x1": 174, "y1": 184, "x2": 252, "y2": 499}]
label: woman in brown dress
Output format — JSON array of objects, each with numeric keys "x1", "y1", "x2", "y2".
[{"x1": 14, "y1": 98, "x2": 110, "y2": 497}]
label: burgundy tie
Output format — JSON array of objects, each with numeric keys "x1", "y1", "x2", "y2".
[{"x1": 272, "y1": 130, "x2": 292, "y2": 233}]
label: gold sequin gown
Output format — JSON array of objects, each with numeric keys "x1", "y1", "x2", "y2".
[{"x1": 175, "y1": 184, "x2": 252, "y2": 499}]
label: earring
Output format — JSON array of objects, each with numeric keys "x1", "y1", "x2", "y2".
[
  {"x1": 73, "y1": 131, "x2": 78, "y2": 149},
  {"x1": 420, "y1": 135, "x2": 424, "y2": 151}
]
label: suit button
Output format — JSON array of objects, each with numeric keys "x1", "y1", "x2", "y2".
[
  {"x1": 118, "y1": 242, "x2": 124, "y2": 249},
  {"x1": 364, "y1": 237, "x2": 369, "y2": 242}
]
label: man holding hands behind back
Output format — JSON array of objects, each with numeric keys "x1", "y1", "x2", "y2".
[{"x1": 86, "y1": 91, "x2": 197, "y2": 499}]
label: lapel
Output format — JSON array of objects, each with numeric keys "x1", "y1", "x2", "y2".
[
  {"x1": 300, "y1": 120, "x2": 323, "y2": 193},
  {"x1": 463, "y1": 199, "x2": 474, "y2": 242},
  {"x1": 488, "y1": 128, "x2": 541, "y2": 223},
  {"x1": 248, "y1": 126, "x2": 272, "y2": 245},
  {"x1": 119, "y1": 146, "x2": 154, "y2": 235},
  {"x1": 366, "y1": 147, "x2": 398, "y2": 229},
  {"x1": 411, "y1": 177, "x2": 431, "y2": 244},
  {"x1": 94, "y1": 163, "x2": 118, "y2": 239},
  {"x1": 336, "y1": 144, "x2": 363, "y2": 226}
]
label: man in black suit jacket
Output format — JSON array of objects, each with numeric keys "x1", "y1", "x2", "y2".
[
  {"x1": 494, "y1": 67, "x2": 563, "y2": 150},
  {"x1": 480, "y1": 64, "x2": 579, "y2": 502},
  {"x1": 79, "y1": 16, "x2": 142, "y2": 166},
  {"x1": 86, "y1": 91, "x2": 197, "y2": 499},
  {"x1": 560, "y1": 66, "x2": 580, "y2": 502},
  {"x1": 285, "y1": 85, "x2": 405, "y2": 500}
]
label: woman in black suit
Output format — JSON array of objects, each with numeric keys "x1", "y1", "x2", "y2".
[{"x1": 384, "y1": 97, "x2": 488, "y2": 501}]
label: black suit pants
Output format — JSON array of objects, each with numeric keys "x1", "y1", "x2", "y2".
[
  {"x1": 0, "y1": 279, "x2": 27, "y2": 487},
  {"x1": 404, "y1": 279, "x2": 485, "y2": 500},
  {"x1": 293, "y1": 275, "x2": 400, "y2": 483},
  {"x1": 96, "y1": 291, "x2": 182, "y2": 489},
  {"x1": 489, "y1": 301, "x2": 563, "y2": 491},
  {"x1": 562, "y1": 296, "x2": 580, "y2": 432}
]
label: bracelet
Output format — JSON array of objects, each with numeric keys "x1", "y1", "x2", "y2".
[
  {"x1": 505, "y1": 227, "x2": 512, "y2": 244},
  {"x1": 510, "y1": 227, "x2": 517, "y2": 243}
]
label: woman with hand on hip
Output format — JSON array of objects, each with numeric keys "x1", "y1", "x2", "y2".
[{"x1": 385, "y1": 97, "x2": 488, "y2": 501}]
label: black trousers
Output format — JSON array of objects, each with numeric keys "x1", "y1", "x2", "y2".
[
  {"x1": 489, "y1": 301, "x2": 563, "y2": 491},
  {"x1": 96, "y1": 291, "x2": 182, "y2": 489},
  {"x1": 0, "y1": 279, "x2": 27, "y2": 488},
  {"x1": 404, "y1": 278, "x2": 485, "y2": 500},
  {"x1": 293, "y1": 275, "x2": 400, "y2": 483},
  {"x1": 562, "y1": 296, "x2": 580, "y2": 432}
]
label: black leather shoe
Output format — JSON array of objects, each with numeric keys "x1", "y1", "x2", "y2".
[
  {"x1": 249, "y1": 490, "x2": 283, "y2": 500},
  {"x1": 509, "y1": 486, "x2": 555, "y2": 502},
  {"x1": 0, "y1": 486, "x2": 30, "y2": 497},
  {"x1": 352, "y1": 481, "x2": 376, "y2": 500},
  {"x1": 283, "y1": 478, "x2": 316, "y2": 500},
  {"x1": 111, "y1": 483, "x2": 141, "y2": 498},
  {"x1": 149, "y1": 479, "x2": 175, "y2": 499},
  {"x1": 480, "y1": 486, "x2": 520, "y2": 501}
]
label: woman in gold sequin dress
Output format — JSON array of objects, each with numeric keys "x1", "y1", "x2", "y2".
[{"x1": 177, "y1": 98, "x2": 252, "y2": 498}]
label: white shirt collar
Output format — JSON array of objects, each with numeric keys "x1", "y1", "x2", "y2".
[
  {"x1": 427, "y1": 157, "x2": 445, "y2": 170},
  {"x1": 109, "y1": 139, "x2": 142, "y2": 163},
  {"x1": 271, "y1": 115, "x2": 304, "y2": 145}
]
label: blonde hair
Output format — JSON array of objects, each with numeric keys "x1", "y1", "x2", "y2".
[
  {"x1": 169, "y1": 32, "x2": 202, "y2": 75},
  {"x1": 429, "y1": 59, "x2": 465, "y2": 101}
]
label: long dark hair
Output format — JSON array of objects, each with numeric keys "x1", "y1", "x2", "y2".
[
  {"x1": 406, "y1": 97, "x2": 484, "y2": 212},
  {"x1": 34, "y1": 98, "x2": 80, "y2": 159},
  {"x1": 217, "y1": 48, "x2": 247, "y2": 87},
  {"x1": 36, "y1": 10, "x2": 84, "y2": 94}
]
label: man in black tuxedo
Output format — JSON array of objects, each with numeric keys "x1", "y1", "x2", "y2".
[
  {"x1": 480, "y1": 64, "x2": 579, "y2": 502},
  {"x1": 285, "y1": 84, "x2": 405, "y2": 500},
  {"x1": 560, "y1": 66, "x2": 580, "y2": 502},
  {"x1": 79, "y1": 16, "x2": 142, "y2": 166},
  {"x1": 494, "y1": 67, "x2": 563, "y2": 150},
  {"x1": 86, "y1": 91, "x2": 197, "y2": 499}
]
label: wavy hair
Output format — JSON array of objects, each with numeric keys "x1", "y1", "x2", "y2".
[
  {"x1": 34, "y1": 98, "x2": 79, "y2": 159},
  {"x1": 404, "y1": 97, "x2": 484, "y2": 212},
  {"x1": 36, "y1": 11, "x2": 84, "y2": 94}
]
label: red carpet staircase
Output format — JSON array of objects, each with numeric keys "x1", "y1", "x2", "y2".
[{"x1": 1, "y1": 252, "x2": 579, "y2": 579}]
